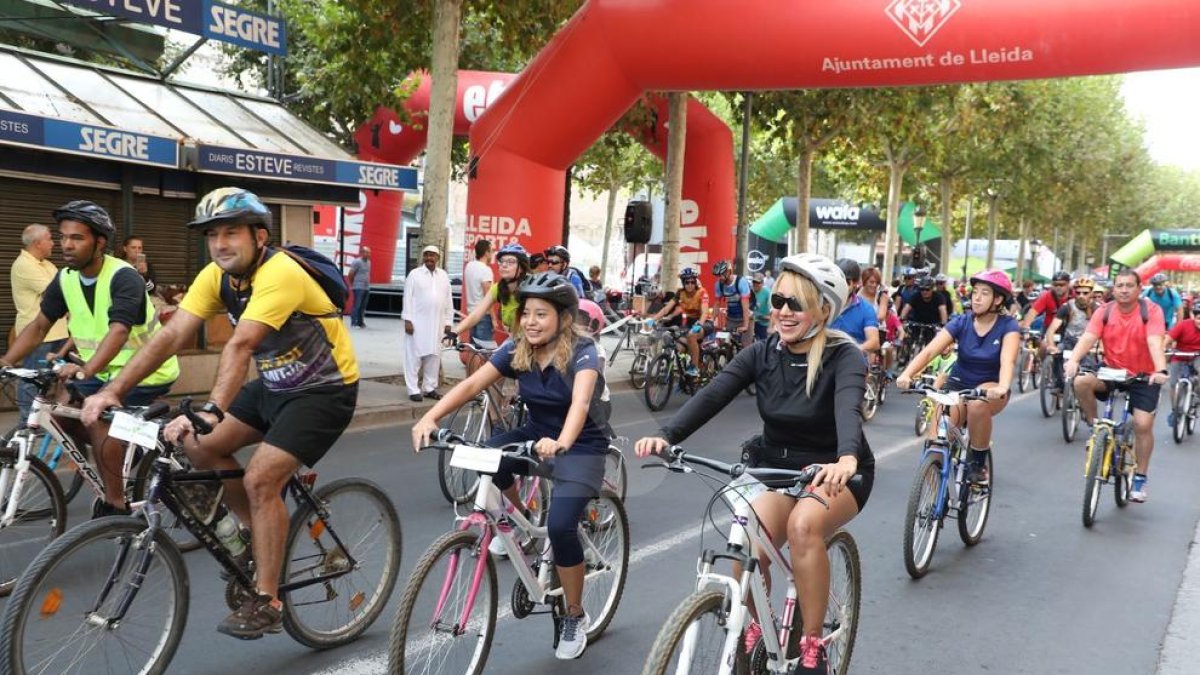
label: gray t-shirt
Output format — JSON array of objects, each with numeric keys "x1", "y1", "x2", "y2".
[
  {"x1": 349, "y1": 258, "x2": 371, "y2": 290},
  {"x1": 1055, "y1": 301, "x2": 1092, "y2": 349}
]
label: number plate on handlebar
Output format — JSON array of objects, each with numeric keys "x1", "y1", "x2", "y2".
[
  {"x1": 728, "y1": 472, "x2": 768, "y2": 506},
  {"x1": 109, "y1": 411, "x2": 159, "y2": 448},
  {"x1": 926, "y1": 391, "x2": 961, "y2": 407},
  {"x1": 449, "y1": 444, "x2": 502, "y2": 473},
  {"x1": 1097, "y1": 367, "x2": 1129, "y2": 383},
  {"x1": 715, "y1": 331, "x2": 731, "y2": 340}
]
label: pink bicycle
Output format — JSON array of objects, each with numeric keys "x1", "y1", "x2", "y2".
[{"x1": 388, "y1": 430, "x2": 629, "y2": 674}]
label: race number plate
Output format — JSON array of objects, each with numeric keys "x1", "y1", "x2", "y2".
[
  {"x1": 449, "y1": 444, "x2": 502, "y2": 473},
  {"x1": 1097, "y1": 367, "x2": 1129, "y2": 383},
  {"x1": 728, "y1": 472, "x2": 768, "y2": 506},
  {"x1": 715, "y1": 331, "x2": 732, "y2": 340},
  {"x1": 109, "y1": 412, "x2": 159, "y2": 448}
]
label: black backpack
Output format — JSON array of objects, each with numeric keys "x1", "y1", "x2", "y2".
[
  {"x1": 220, "y1": 246, "x2": 348, "y2": 320},
  {"x1": 1101, "y1": 298, "x2": 1150, "y2": 326}
]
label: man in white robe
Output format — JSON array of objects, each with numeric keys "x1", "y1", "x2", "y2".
[{"x1": 402, "y1": 245, "x2": 453, "y2": 401}]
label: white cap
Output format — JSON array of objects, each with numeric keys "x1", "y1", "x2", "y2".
[{"x1": 421, "y1": 245, "x2": 441, "y2": 257}]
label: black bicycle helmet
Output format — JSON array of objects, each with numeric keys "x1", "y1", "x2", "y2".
[
  {"x1": 679, "y1": 267, "x2": 699, "y2": 281},
  {"x1": 835, "y1": 258, "x2": 861, "y2": 282},
  {"x1": 712, "y1": 260, "x2": 731, "y2": 276},
  {"x1": 53, "y1": 200, "x2": 115, "y2": 242},
  {"x1": 517, "y1": 272, "x2": 579, "y2": 313},
  {"x1": 544, "y1": 245, "x2": 571, "y2": 263},
  {"x1": 496, "y1": 243, "x2": 529, "y2": 266},
  {"x1": 916, "y1": 276, "x2": 935, "y2": 290},
  {"x1": 188, "y1": 187, "x2": 272, "y2": 231},
  {"x1": 1052, "y1": 270, "x2": 1071, "y2": 283}
]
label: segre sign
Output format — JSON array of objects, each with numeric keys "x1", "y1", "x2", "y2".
[
  {"x1": 0, "y1": 108, "x2": 178, "y2": 167},
  {"x1": 194, "y1": 144, "x2": 417, "y2": 191},
  {"x1": 61, "y1": 0, "x2": 287, "y2": 56}
]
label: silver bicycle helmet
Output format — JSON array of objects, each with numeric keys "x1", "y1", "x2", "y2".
[{"x1": 778, "y1": 253, "x2": 849, "y2": 338}]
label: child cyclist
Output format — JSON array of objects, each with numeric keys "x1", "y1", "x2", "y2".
[
  {"x1": 636, "y1": 253, "x2": 873, "y2": 675},
  {"x1": 412, "y1": 272, "x2": 608, "y2": 660}
]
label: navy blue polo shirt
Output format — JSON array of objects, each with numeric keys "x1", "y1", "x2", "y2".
[
  {"x1": 944, "y1": 312, "x2": 1020, "y2": 388},
  {"x1": 830, "y1": 294, "x2": 879, "y2": 345}
]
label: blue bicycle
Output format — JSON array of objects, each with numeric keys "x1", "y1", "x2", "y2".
[{"x1": 902, "y1": 386, "x2": 993, "y2": 579}]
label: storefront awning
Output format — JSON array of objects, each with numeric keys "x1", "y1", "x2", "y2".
[{"x1": 0, "y1": 45, "x2": 416, "y2": 192}]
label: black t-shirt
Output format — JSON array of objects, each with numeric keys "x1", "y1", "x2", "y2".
[
  {"x1": 906, "y1": 294, "x2": 946, "y2": 324},
  {"x1": 661, "y1": 337, "x2": 874, "y2": 469},
  {"x1": 40, "y1": 267, "x2": 148, "y2": 328}
]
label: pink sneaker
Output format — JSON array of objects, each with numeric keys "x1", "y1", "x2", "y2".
[
  {"x1": 793, "y1": 635, "x2": 827, "y2": 674},
  {"x1": 742, "y1": 620, "x2": 762, "y2": 654}
]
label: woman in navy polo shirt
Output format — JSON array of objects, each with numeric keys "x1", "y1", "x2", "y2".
[
  {"x1": 412, "y1": 272, "x2": 608, "y2": 661},
  {"x1": 897, "y1": 269, "x2": 1020, "y2": 483}
]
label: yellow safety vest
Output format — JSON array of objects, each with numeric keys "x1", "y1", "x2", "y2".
[{"x1": 59, "y1": 255, "x2": 179, "y2": 386}]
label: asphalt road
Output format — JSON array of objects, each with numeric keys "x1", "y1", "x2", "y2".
[{"x1": 13, "y1": 380, "x2": 1200, "y2": 674}]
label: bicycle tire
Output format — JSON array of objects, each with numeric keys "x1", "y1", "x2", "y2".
[
  {"x1": 1082, "y1": 428, "x2": 1107, "y2": 528},
  {"x1": 644, "y1": 354, "x2": 674, "y2": 411},
  {"x1": 1039, "y1": 363, "x2": 1056, "y2": 418},
  {"x1": 0, "y1": 449, "x2": 66, "y2": 597},
  {"x1": 1017, "y1": 351, "x2": 1032, "y2": 393},
  {"x1": 957, "y1": 451, "x2": 992, "y2": 546},
  {"x1": 903, "y1": 452, "x2": 944, "y2": 579},
  {"x1": 603, "y1": 446, "x2": 627, "y2": 502},
  {"x1": 579, "y1": 489, "x2": 629, "y2": 640},
  {"x1": 914, "y1": 400, "x2": 931, "y2": 437},
  {"x1": 1173, "y1": 382, "x2": 1188, "y2": 444},
  {"x1": 282, "y1": 478, "x2": 402, "y2": 649},
  {"x1": 438, "y1": 401, "x2": 484, "y2": 505},
  {"x1": 824, "y1": 530, "x2": 862, "y2": 675},
  {"x1": 641, "y1": 589, "x2": 731, "y2": 675},
  {"x1": 388, "y1": 529, "x2": 496, "y2": 675},
  {"x1": 629, "y1": 353, "x2": 648, "y2": 390},
  {"x1": 1062, "y1": 384, "x2": 1079, "y2": 443},
  {"x1": 1114, "y1": 441, "x2": 1134, "y2": 509},
  {"x1": 861, "y1": 377, "x2": 879, "y2": 422},
  {"x1": 1030, "y1": 353, "x2": 1041, "y2": 388},
  {"x1": 1, "y1": 516, "x2": 188, "y2": 675}
]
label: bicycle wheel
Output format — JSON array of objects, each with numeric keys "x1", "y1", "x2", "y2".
[
  {"x1": 515, "y1": 474, "x2": 551, "y2": 529},
  {"x1": 914, "y1": 400, "x2": 931, "y2": 437},
  {"x1": 1062, "y1": 384, "x2": 1080, "y2": 443},
  {"x1": 629, "y1": 353, "x2": 648, "y2": 390},
  {"x1": 282, "y1": 478, "x2": 402, "y2": 649},
  {"x1": 602, "y1": 446, "x2": 627, "y2": 502},
  {"x1": 1039, "y1": 364, "x2": 1056, "y2": 418},
  {"x1": 641, "y1": 589, "x2": 732, "y2": 675},
  {"x1": 1, "y1": 516, "x2": 188, "y2": 675},
  {"x1": 1030, "y1": 352, "x2": 1041, "y2": 388},
  {"x1": 861, "y1": 377, "x2": 879, "y2": 422},
  {"x1": 644, "y1": 354, "x2": 675, "y2": 411},
  {"x1": 1173, "y1": 382, "x2": 1189, "y2": 444},
  {"x1": 579, "y1": 489, "x2": 629, "y2": 640},
  {"x1": 1114, "y1": 441, "x2": 1134, "y2": 509},
  {"x1": 824, "y1": 530, "x2": 862, "y2": 675},
  {"x1": 1017, "y1": 351, "x2": 1032, "y2": 392},
  {"x1": 1082, "y1": 428, "x2": 1108, "y2": 528},
  {"x1": 388, "y1": 529, "x2": 497, "y2": 675},
  {"x1": 957, "y1": 451, "x2": 992, "y2": 546},
  {"x1": 903, "y1": 452, "x2": 944, "y2": 579},
  {"x1": 3, "y1": 426, "x2": 82, "y2": 506},
  {"x1": 0, "y1": 449, "x2": 66, "y2": 597},
  {"x1": 438, "y1": 400, "x2": 484, "y2": 504}
]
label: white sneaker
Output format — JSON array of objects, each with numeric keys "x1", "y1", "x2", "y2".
[{"x1": 555, "y1": 612, "x2": 590, "y2": 660}]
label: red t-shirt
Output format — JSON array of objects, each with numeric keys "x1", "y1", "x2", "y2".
[
  {"x1": 1085, "y1": 300, "x2": 1165, "y2": 374},
  {"x1": 1167, "y1": 319, "x2": 1200, "y2": 362},
  {"x1": 1031, "y1": 290, "x2": 1069, "y2": 325}
]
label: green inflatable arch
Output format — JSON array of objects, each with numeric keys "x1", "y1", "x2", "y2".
[{"x1": 1109, "y1": 229, "x2": 1200, "y2": 268}]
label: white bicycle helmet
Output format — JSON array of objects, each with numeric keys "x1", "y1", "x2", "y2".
[{"x1": 778, "y1": 253, "x2": 849, "y2": 338}]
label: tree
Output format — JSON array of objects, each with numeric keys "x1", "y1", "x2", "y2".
[
  {"x1": 661, "y1": 93, "x2": 688, "y2": 289},
  {"x1": 575, "y1": 130, "x2": 657, "y2": 279},
  {"x1": 422, "y1": 0, "x2": 463, "y2": 252}
]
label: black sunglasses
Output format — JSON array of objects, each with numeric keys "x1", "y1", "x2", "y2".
[
  {"x1": 770, "y1": 293, "x2": 805, "y2": 312},
  {"x1": 548, "y1": 258, "x2": 564, "y2": 265}
]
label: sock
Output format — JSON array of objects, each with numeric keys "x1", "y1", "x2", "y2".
[{"x1": 969, "y1": 446, "x2": 990, "y2": 465}]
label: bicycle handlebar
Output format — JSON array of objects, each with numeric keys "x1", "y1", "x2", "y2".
[
  {"x1": 426, "y1": 429, "x2": 543, "y2": 469},
  {"x1": 901, "y1": 385, "x2": 990, "y2": 401},
  {"x1": 652, "y1": 445, "x2": 863, "y2": 493}
]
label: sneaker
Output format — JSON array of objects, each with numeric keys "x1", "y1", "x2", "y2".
[
  {"x1": 685, "y1": 365, "x2": 699, "y2": 378},
  {"x1": 791, "y1": 635, "x2": 828, "y2": 675},
  {"x1": 555, "y1": 611, "x2": 591, "y2": 660},
  {"x1": 966, "y1": 461, "x2": 990, "y2": 485},
  {"x1": 1131, "y1": 474, "x2": 1148, "y2": 503},
  {"x1": 217, "y1": 592, "x2": 282, "y2": 640},
  {"x1": 743, "y1": 620, "x2": 763, "y2": 654},
  {"x1": 90, "y1": 499, "x2": 132, "y2": 519}
]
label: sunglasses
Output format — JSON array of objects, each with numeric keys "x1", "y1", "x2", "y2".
[
  {"x1": 770, "y1": 293, "x2": 805, "y2": 312},
  {"x1": 548, "y1": 258, "x2": 564, "y2": 265},
  {"x1": 683, "y1": 279, "x2": 697, "y2": 285}
]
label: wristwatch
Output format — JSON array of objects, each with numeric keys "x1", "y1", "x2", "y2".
[{"x1": 198, "y1": 401, "x2": 226, "y2": 423}]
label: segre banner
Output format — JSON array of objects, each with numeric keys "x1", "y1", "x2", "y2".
[
  {"x1": 193, "y1": 144, "x2": 417, "y2": 191},
  {"x1": 60, "y1": 0, "x2": 286, "y2": 56},
  {"x1": 0, "y1": 108, "x2": 179, "y2": 167}
]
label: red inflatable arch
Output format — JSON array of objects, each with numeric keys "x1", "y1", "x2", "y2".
[
  {"x1": 1135, "y1": 254, "x2": 1200, "y2": 280},
  {"x1": 468, "y1": 0, "x2": 1200, "y2": 285},
  {"x1": 350, "y1": 70, "x2": 734, "y2": 289}
]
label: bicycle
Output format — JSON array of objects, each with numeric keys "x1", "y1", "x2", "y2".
[
  {"x1": 897, "y1": 321, "x2": 940, "y2": 370},
  {"x1": 1167, "y1": 351, "x2": 1200, "y2": 444},
  {"x1": 0, "y1": 399, "x2": 403, "y2": 674},
  {"x1": 389, "y1": 430, "x2": 629, "y2": 674},
  {"x1": 912, "y1": 373, "x2": 938, "y2": 436},
  {"x1": 710, "y1": 327, "x2": 757, "y2": 397},
  {"x1": 644, "y1": 327, "x2": 721, "y2": 412},
  {"x1": 624, "y1": 317, "x2": 660, "y2": 390},
  {"x1": 1016, "y1": 330, "x2": 1042, "y2": 393},
  {"x1": 901, "y1": 386, "x2": 994, "y2": 579},
  {"x1": 640, "y1": 446, "x2": 861, "y2": 675},
  {"x1": 1039, "y1": 334, "x2": 1063, "y2": 418},
  {"x1": 1058, "y1": 343, "x2": 1101, "y2": 444},
  {"x1": 862, "y1": 356, "x2": 890, "y2": 423},
  {"x1": 1080, "y1": 369, "x2": 1144, "y2": 528}
]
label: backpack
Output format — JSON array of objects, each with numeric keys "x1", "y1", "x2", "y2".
[
  {"x1": 568, "y1": 266, "x2": 593, "y2": 295},
  {"x1": 1101, "y1": 298, "x2": 1150, "y2": 326},
  {"x1": 220, "y1": 245, "x2": 348, "y2": 319}
]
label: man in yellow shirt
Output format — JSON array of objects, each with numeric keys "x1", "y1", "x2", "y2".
[
  {"x1": 82, "y1": 187, "x2": 359, "y2": 640},
  {"x1": 9, "y1": 224, "x2": 68, "y2": 419}
]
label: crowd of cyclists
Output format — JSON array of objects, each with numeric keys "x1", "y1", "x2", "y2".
[{"x1": 2, "y1": 186, "x2": 1197, "y2": 674}]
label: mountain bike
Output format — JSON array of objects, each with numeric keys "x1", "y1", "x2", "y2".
[
  {"x1": 0, "y1": 399, "x2": 402, "y2": 674},
  {"x1": 1167, "y1": 351, "x2": 1200, "y2": 444},
  {"x1": 640, "y1": 446, "x2": 861, "y2": 675},
  {"x1": 1039, "y1": 335, "x2": 1063, "y2": 418},
  {"x1": 912, "y1": 373, "x2": 938, "y2": 436},
  {"x1": 897, "y1": 322, "x2": 939, "y2": 370},
  {"x1": 389, "y1": 430, "x2": 629, "y2": 674},
  {"x1": 625, "y1": 317, "x2": 660, "y2": 390},
  {"x1": 1017, "y1": 330, "x2": 1042, "y2": 393},
  {"x1": 1080, "y1": 369, "x2": 1144, "y2": 528},
  {"x1": 644, "y1": 327, "x2": 721, "y2": 411},
  {"x1": 901, "y1": 386, "x2": 993, "y2": 579},
  {"x1": 862, "y1": 358, "x2": 889, "y2": 423}
]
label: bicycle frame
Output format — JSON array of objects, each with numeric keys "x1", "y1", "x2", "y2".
[
  {"x1": 1091, "y1": 382, "x2": 1134, "y2": 476},
  {"x1": 920, "y1": 393, "x2": 970, "y2": 521}
]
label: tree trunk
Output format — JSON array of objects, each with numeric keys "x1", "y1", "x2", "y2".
[
  {"x1": 881, "y1": 161, "x2": 906, "y2": 284},
  {"x1": 1065, "y1": 228, "x2": 1076, "y2": 272},
  {"x1": 419, "y1": 0, "x2": 462, "y2": 258},
  {"x1": 601, "y1": 181, "x2": 618, "y2": 283},
  {"x1": 562, "y1": 166, "x2": 573, "y2": 246},
  {"x1": 1014, "y1": 217, "x2": 1029, "y2": 283},
  {"x1": 984, "y1": 193, "x2": 1000, "y2": 269},
  {"x1": 735, "y1": 92, "x2": 753, "y2": 272},
  {"x1": 938, "y1": 178, "x2": 953, "y2": 275},
  {"x1": 661, "y1": 93, "x2": 688, "y2": 288},
  {"x1": 794, "y1": 145, "x2": 815, "y2": 256}
]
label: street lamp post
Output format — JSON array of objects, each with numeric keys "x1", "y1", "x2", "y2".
[
  {"x1": 1029, "y1": 239, "x2": 1041, "y2": 281},
  {"x1": 912, "y1": 204, "x2": 927, "y2": 270}
]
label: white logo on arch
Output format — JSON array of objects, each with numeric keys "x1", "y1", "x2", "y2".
[{"x1": 887, "y1": 0, "x2": 961, "y2": 47}]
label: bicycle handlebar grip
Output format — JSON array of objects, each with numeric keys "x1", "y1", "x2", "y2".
[
  {"x1": 140, "y1": 401, "x2": 171, "y2": 421},
  {"x1": 179, "y1": 398, "x2": 215, "y2": 436}
]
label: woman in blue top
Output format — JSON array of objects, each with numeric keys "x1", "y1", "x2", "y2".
[
  {"x1": 896, "y1": 269, "x2": 1020, "y2": 483},
  {"x1": 412, "y1": 272, "x2": 607, "y2": 660}
]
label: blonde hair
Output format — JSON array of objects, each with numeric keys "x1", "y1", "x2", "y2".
[
  {"x1": 511, "y1": 302, "x2": 587, "y2": 373},
  {"x1": 774, "y1": 270, "x2": 852, "y2": 396}
]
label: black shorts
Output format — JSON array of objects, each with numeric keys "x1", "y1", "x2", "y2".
[
  {"x1": 741, "y1": 437, "x2": 874, "y2": 511},
  {"x1": 1097, "y1": 379, "x2": 1161, "y2": 414},
  {"x1": 229, "y1": 380, "x2": 358, "y2": 467}
]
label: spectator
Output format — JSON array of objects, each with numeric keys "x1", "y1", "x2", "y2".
[
  {"x1": 762, "y1": 269, "x2": 774, "y2": 290},
  {"x1": 347, "y1": 246, "x2": 372, "y2": 328},
  {"x1": 120, "y1": 236, "x2": 158, "y2": 295},
  {"x1": 402, "y1": 245, "x2": 453, "y2": 402},
  {"x1": 9, "y1": 224, "x2": 68, "y2": 419},
  {"x1": 462, "y1": 239, "x2": 495, "y2": 343},
  {"x1": 750, "y1": 272, "x2": 772, "y2": 340},
  {"x1": 588, "y1": 265, "x2": 605, "y2": 302}
]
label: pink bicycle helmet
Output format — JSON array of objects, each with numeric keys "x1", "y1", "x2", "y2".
[
  {"x1": 577, "y1": 298, "x2": 607, "y2": 337},
  {"x1": 969, "y1": 269, "x2": 1014, "y2": 302}
]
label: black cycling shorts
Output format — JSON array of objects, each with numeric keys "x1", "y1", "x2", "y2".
[
  {"x1": 1096, "y1": 379, "x2": 1161, "y2": 415},
  {"x1": 228, "y1": 379, "x2": 358, "y2": 467}
]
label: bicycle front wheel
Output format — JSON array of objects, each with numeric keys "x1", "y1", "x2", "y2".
[
  {"x1": 389, "y1": 529, "x2": 496, "y2": 675},
  {"x1": 641, "y1": 589, "x2": 732, "y2": 675},
  {"x1": 903, "y1": 453, "x2": 944, "y2": 579},
  {"x1": 0, "y1": 449, "x2": 66, "y2": 597},
  {"x1": 957, "y1": 451, "x2": 992, "y2": 546},
  {"x1": 579, "y1": 490, "x2": 629, "y2": 640},
  {"x1": 1039, "y1": 362, "x2": 1056, "y2": 418},
  {"x1": 914, "y1": 400, "x2": 931, "y2": 437},
  {"x1": 644, "y1": 354, "x2": 674, "y2": 411},
  {"x1": 438, "y1": 400, "x2": 484, "y2": 504},
  {"x1": 3, "y1": 426, "x2": 80, "y2": 506},
  {"x1": 824, "y1": 530, "x2": 862, "y2": 675},
  {"x1": 861, "y1": 377, "x2": 879, "y2": 422},
  {"x1": 1173, "y1": 382, "x2": 1189, "y2": 444},
  {"x1": 282, "y1": 478, "x2": 402, "y2": 649},
  {"x1": 1062, "y1": 384, "x2": 1080, "y2": 443},
  {"x1": 1, "y1": 516, "x2": 188, "y2": 675},
  {"x1": 1017, "y1": 351, "x2": 1033, "y2": 392},
  {"x1": 1082, "y1": 428, "x2": 1108, "y2": 528},
  {"x1": 629, "y1": 353, "x2": 648, "y2": 390}
]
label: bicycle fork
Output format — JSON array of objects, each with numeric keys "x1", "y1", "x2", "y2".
[
  {"x1": 0, "y1": 437, "x2": 34, "y2": 528},
  {"x1": 89, "y1": 511, "x2": 165, "y2": 628}
]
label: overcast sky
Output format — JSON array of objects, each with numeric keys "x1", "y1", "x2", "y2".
[{"x1": 1121, "y1": 67, "x2": 1200, "y2": 172}]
